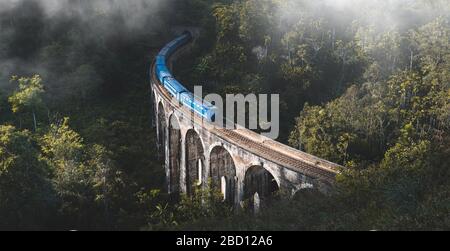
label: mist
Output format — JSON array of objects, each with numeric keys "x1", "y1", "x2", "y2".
[
  {"x1": 1, "y1": 0, "x2": 449, "y2": 94},
  {"x1": 0, "y1": 0, "x2": 448, "y2": 231},
  {"x1": 277, "y1": 0, "x2": 450, "y2": 31},
  {"x1": 0, "y1": 0, "x2": 172, "y2": 96}
]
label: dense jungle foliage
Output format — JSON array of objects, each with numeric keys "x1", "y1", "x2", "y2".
[{"x1": 0, "y1": 0, "x2": 448, "y2": 230}]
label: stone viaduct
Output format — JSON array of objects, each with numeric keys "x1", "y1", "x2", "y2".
[{"x1": 150, "y1": 31, "x2": 341, "y2": 209}]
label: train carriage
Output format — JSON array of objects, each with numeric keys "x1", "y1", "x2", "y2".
[
  {"x1": 163, "y1": 77, "x2": 188, "y2": 100},
  {"x1": 154, "y1": 32, "x2": 217, "y2": 122}
]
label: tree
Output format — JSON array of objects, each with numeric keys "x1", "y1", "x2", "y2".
[
  {"x1": 0, "y1": 91, "x2": 11, "y2": 124},
  {"x1": 40, "y1": 117, "x2": 124, "y2": 228},
  {"x1": 40, "y1": 117, "x2": 90, "y2": 226},
  {"x1": 0, "y1": 125, "x2": 56, "y2": 229},
  {"x1": 89, "y1": 144, "x2": 124, "y2": 226},
  {"x1": 411, "y1": 17, "x2": 450, "y2": 74},
  {"x1": 8, "y1": 75, "x2": 45, "y2": 131}
]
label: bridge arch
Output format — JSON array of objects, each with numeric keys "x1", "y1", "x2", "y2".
[
  {"x1": 157, "y1": 102, "x2": 167, "y2": 158},
  {"x1": 168, "y1": 114, "x2": 182, "y2": 194},
  {"x1": 185, "y1": 129, "x2": 206, "y2": 196},
  {"x1": 209, "y1": 145, "x2": 237, "y2": 206},
  {"x1": 243, "y1": 165, "x2": 280, "y2": 211}
]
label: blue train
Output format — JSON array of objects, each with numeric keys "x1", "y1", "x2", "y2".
[{"x1": 155, "y1": 32, "x2": 216, "y2": 122}]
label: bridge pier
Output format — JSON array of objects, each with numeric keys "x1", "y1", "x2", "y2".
[
  {"x1": 154, "y1": 101, "x2": 336, "y2": 209},
  {"x1": 151, "y1": 32, "x2": 339, "y2": 211},
  {"x1": 168, "y1": 114, "x2": 182, "y2": 194},
  {"x1": 180, "y1": 133, "x2": 187, "y2": 194}
]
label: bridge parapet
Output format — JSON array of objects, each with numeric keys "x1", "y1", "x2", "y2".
[{"x1": 151, "y1": 33, "x2": 341, "y2": 210}]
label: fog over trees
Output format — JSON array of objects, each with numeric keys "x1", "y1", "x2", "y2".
[{"x1": 0, "y1": 0, "x2": 448, "y2": 230}]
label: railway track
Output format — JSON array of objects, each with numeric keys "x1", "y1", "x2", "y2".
[
  {"x1": 151, "y1": 36, "x2": 340, "y2": 184},
  {"x1": 214, "y1": 128, "x2": 338, "y2": 181},
  {"x1": 152, "y1": 67, "x2": 339, "y2": 183}
]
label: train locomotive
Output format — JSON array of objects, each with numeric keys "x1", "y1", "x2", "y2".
[{"x1": 155, "y1": 32, "x2": 216, "y2": 122}]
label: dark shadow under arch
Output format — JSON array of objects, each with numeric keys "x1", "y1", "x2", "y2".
[
  {"x1": 210, "y1": 146, "x2": 237, "y2": 205},
  {"x1": 244, "y1": 166, "x2": 279, "y2": 211}
]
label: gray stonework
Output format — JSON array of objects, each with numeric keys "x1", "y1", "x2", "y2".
[
  {"x1": 153, "y1": 83, "x2": 340, "y2": 208},
  {"x1": 152, "y1": 31, "x2": 340, "y2": 208}
]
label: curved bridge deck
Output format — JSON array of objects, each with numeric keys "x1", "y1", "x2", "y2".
[
  {"x1": 151, "y1": 33, "x2": 342, "y2": 205},
  {"x1": 152, "y1": 70, "x2": 340, "y2": 184}
]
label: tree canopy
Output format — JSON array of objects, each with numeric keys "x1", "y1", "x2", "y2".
[{"x1": 0, "y1": 0, "x2": 448, "y2": 230}]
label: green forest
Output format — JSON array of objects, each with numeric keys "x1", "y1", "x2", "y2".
[{"x1": 0, "y1": 0, "x2": 448, "y2": 230}]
